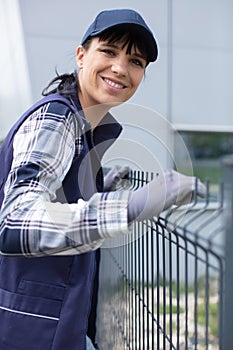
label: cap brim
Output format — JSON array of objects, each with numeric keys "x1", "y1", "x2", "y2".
[{"x1": 82, "y1": 22, "x2": 158, "y2": 63}]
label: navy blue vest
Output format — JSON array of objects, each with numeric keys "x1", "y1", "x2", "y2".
[{"x1": 0, "y1": 93, "x2": 122, "y2": 349}]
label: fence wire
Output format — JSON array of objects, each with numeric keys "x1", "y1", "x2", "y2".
[{"x1": 96, "y1": 170, "x2": 225, "y2": 350}]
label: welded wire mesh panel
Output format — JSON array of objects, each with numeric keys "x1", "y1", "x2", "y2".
[{"x1": 96, "y1": 171, "x2": 225, "y2": 350}]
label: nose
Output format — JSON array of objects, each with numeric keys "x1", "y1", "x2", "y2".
[{"x1": 111, "y1": 57, "x2": 128, "y2": 76}]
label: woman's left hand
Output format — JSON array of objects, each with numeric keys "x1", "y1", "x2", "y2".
[{"x1": 104, "y1": 165, "x2": 131, "y2": 191}]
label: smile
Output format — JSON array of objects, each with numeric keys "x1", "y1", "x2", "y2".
[{"x1": 103, "y1": 78, "x2": 125, "y2": 89}]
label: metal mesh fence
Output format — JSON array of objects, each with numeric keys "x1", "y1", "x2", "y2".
[{"x1": 96, "y1": 170, "x2": 225, "y2": 350}]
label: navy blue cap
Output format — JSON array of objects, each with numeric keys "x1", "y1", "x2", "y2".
[{"x1": 81, "y1": 9, "x2": 158, "y2": 63}]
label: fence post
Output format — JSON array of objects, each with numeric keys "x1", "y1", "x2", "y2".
[{"x1": 222, "y1": 154, "x2": 233, "y2": 350}]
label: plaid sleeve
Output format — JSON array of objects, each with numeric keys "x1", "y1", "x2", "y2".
[
  {"x1": 0, "y1": 102, "x2": 131, "y2": 257},
  {"x1": 0, "y1": 190, "x2": 131, "y2": 257},
  {"x1": 95, "y1": 191, "x2": 129, "y2": 238}
]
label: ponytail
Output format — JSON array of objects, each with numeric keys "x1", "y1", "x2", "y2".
[{"x1": 42, "y1": 69, "x2": 79, "y2": 96}]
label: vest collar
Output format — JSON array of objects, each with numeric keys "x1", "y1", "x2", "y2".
[{"x1": 65, "y1": 85, "x2": 123, "y2": 148}]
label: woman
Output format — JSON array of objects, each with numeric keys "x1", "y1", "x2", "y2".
[{"x1": 0, "y1": 9, "x2": 205, "y2": 350}]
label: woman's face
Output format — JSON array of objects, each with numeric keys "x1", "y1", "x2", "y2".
[{"x1": 76, "y1": 37, "x2": 147, "y2": 109}]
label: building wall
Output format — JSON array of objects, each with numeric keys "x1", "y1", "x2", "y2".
[
  {"x1": 1, "y1": 0, "x2": 232, "y2": 170},
  {"x1": 0, "y1": 0, "x2": 32, "y2": 139},
  {"x1": 171, "y1": 0, "x2": 233, "y2": 131}
]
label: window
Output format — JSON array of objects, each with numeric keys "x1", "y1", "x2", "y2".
[{"x1": 176, "y1": 131, "x2": 233, "y2": 193}]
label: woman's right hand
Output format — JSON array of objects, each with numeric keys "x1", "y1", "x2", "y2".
[{"x1": 128, "y1": 170, "x2": 206, "y2": 222}]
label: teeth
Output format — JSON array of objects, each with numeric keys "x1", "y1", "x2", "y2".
[{"x1": 104, "y1": 78, "x2": 124, "y2": 89}]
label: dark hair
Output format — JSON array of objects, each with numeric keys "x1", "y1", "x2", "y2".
[
  {"x1": 42, "y1": 69, "x2": 79, "y2": 96},
  {"x1": 42, "y1": 25, "x2": 148, "y2": 96},
  {"x1": 96, "y1": 24, "x2": 150, "y2": 64}
]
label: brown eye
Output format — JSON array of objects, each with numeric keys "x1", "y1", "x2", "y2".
[
  {"x1": 131, "y1": 58, "x2": 144, "y2": 67},
  {"x1": 101, "y1": 49, "x2": 115, "y2": 56}
]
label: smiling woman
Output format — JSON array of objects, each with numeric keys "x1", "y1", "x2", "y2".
[
  {"x1": 76, "y1": 37, "x2": 146, "y2": 116},
  {"x1": 0, "y1": 8, "x2": 205, "y2": 350}
]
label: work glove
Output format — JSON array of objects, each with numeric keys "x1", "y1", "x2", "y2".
[
  {"x1": 128, "y1": 170, "x2": 206, "y2": 222},
  {"x1": 104, "y1": 165, "x2": 131, "y2": 191}
]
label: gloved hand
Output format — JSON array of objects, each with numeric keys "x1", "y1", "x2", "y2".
[
  {"x1": 104, "y1": 165, "x2": 131, "y2": 191},
  {"x1": 128, "y1": 170, "x2": 206, "y2": 222}
]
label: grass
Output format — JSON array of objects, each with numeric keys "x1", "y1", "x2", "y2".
[
  {"x1": 157, "y1": 303, "x2": 185, "y2": 315},
  {"x1": 198, "y1": 301, "x2": 219, "y2": 337},
  {"x1": 171, "y1": 276, "x2": 218, "y2": 298},
  {"x1": 156, "y1": 277, "x2": 219, "y2": 339},
  {"x1": 109, "y1": 275, "x2": 220, "y2": 340}
]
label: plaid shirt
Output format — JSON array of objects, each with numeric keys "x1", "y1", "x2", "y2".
[{"x1": 0, "y1": 101, "x2": 130, "y2": 256}]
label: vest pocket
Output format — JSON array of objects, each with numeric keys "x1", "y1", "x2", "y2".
[
  {"x1": 18, "y1": 279, "x2": 66, "y2": 301},
  {"x1": 0, "y1": 284, "x2": 65, "y2": 349}
]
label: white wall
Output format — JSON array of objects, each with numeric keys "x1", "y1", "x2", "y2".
[
  {"x1": 171, "y1": 0, "x2": 233, "y2": 131},
  {"x1": 0, "y1": 0, "x2": 32, "y2": 139}
]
